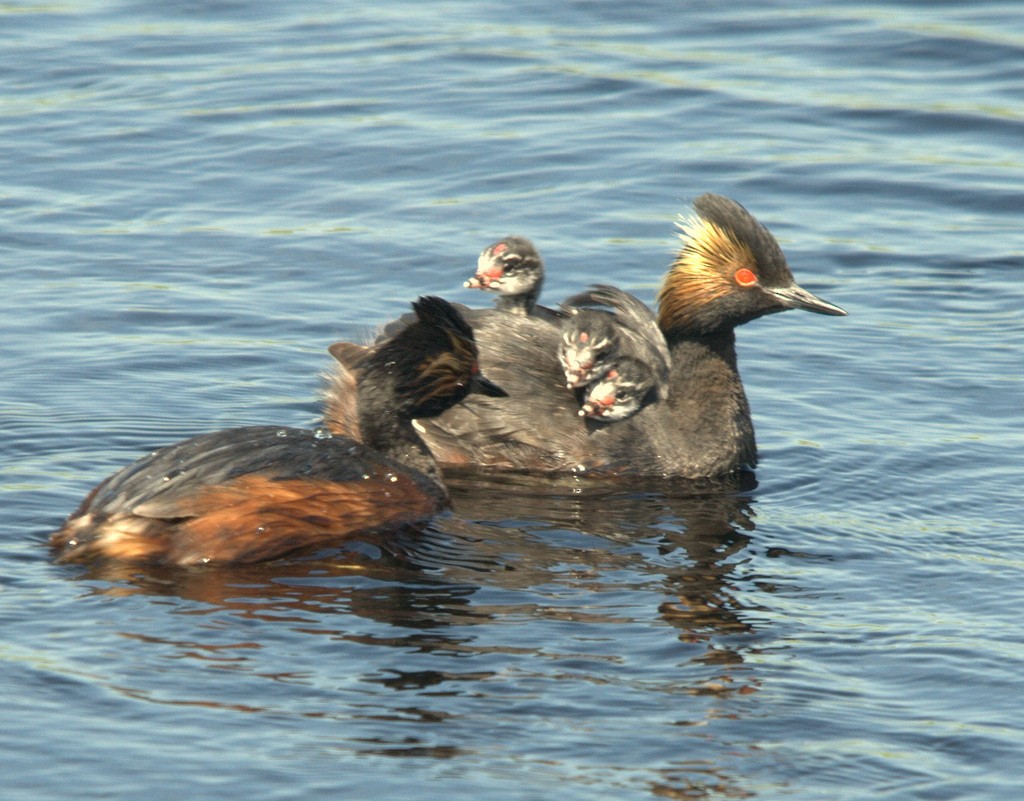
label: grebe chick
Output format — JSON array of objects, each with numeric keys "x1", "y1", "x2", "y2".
[
  {"x1": 559, "y1": 284, "x2": 670, "y2": 398},
  {"x1": 51, "y1": 297, "x2": 505, "y2": 566},
  {"x1": 465, "y1": 236, "x2": 546, "y2": 316},
  {"x1": 558, "y1": 306, "x2": 619, "y2": 389},
  {"x1": 578, "y1": 356, "x2": 659, "y2": 422}
]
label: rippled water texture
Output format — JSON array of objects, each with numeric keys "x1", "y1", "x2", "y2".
[{"x1": 3, "y1": 2, "x2": 1023, "y2": 799}]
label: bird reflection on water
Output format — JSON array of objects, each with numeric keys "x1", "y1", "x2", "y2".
[
  {"x1": 61, "y1": 471, "x2": 761, "y2": 797},
  {"x1": 75, "y1": 471, "x2": 760, "y2": 659},
  {"x1": 444, "y1": 470, "x2": 760, "y2": 647}
]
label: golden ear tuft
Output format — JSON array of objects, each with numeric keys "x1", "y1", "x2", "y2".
[
  {"x1": 674, "y1": 215, "x2": 757, "y2": 278},
  {"x1": 658, "y1": 214, "x2": 756, "y2": 331}
]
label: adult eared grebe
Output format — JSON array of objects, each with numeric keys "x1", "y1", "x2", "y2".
[
  {"x1": 51, "y1": 297, "x2": 505, "y2": 566},
  {"x1": 325, "y1": 194, "x2": 846, "y2": 478}
]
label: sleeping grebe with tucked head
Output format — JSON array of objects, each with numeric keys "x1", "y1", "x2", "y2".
[
  {"x1": 50, "y1": 297, "x2": 505, "y2": 566},
  {"x1": 322, "y1": 194, "x2": 846, "y2": 478}
]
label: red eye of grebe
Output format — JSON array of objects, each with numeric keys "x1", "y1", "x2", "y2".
[{"x1": 735, "y1": 267, "x2": 758, "y2": 287}]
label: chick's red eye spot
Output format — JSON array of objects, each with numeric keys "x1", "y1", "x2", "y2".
[
  {"x1": 607, "y1": 370, "x2": 618, "y2": 379},
  {"x1": 735, "y1": 267, "x2": 758, "y2": 287}
]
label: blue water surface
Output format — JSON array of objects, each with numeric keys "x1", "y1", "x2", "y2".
[{"x1": 3, "y1": 2, "x2": 1023, "y2": 799}]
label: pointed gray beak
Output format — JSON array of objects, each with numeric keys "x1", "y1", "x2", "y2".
[{"x1": 768, "y1": 284, "x2": 847, "y2": 316}]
